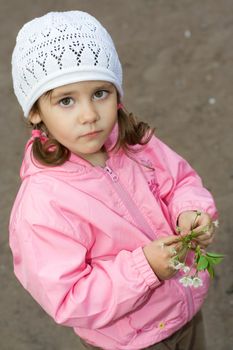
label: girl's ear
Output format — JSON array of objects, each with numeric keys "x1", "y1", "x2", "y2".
[{"x1": 28, "y1": 109, "x2": 42, "y2": 125}]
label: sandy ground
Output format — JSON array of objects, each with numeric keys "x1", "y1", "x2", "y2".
[{"x1": 0, "y1": 0, "x2": 233, "y2": 349}]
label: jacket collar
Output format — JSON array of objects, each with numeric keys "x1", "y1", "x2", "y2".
[{"x1": 20, "y1": 123, "x2": 122, "y2": 179}]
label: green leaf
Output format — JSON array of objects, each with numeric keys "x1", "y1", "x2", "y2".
[
  {"x1": 206, "y1": 252, "x2": 224, "y2": 259},
  {"x1": 206, "y1": 255, "x2": 224, "y2": 265},
  {"x1": 197, "y1": 255, "x2": 209, "y2": 271},
  {"x1": 195, "y1": 250, "x2": 201, "y2": 264},
  {"x1": 207, "y1": 264, "x2": 215, "y2": 278}
]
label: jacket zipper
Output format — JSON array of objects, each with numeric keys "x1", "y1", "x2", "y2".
[
  {"x1": 103, "y1": 166, "x2": 155, "y2": 241},
  {"x1": 104, "y1": 166, "x2": 195, "y2": 320}
]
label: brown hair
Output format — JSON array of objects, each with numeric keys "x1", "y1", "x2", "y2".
[{"x1": 28, "y1": 95, "x2": 155, "y2": 166}]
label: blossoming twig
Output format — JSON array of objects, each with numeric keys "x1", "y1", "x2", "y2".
[{"x1": 171, "y1": 212, "x2": 223, "y2": 288}]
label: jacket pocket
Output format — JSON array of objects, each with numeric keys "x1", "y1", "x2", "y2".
[
  {"x1": 98, "y1": 316, "x2": 136, "y2": 346},
  {"x1": 129, "y1": 280, "x2": 186, "y2": 333}
]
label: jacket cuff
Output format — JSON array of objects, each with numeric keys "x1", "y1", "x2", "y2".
[{"x1": 132, "y1": 247, "x2": 161, "y2": 289}]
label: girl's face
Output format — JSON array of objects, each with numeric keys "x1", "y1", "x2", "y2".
[{"x1": 29, "y1": 81, "x2": 118, "y2": 164}]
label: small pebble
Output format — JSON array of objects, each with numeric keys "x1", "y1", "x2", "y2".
[
  {"x1": 208, "y1": 97, "x2": 216, "y2": 105},
  {"x1": 184, "y1": 30, "x2": 192, "y2": 38}
]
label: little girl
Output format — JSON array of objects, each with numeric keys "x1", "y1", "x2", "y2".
[{"x1": 10, "y1": 11, "x2": 217, "y2": 350}]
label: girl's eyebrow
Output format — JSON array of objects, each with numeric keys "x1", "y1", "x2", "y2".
[
  {"x1": 51, "y1": 83, "x2": 113, "y2": 100},
  {"x1": 51, "y1": 90, "x2": 76, "y2": 100}
]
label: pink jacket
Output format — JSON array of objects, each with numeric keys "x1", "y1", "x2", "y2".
[{"x1": 9, "y1": 128, "x2": 217, "y2": 349}]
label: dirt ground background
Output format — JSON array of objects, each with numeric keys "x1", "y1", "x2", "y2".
[{"x1": 0, "y1": 0, "x2": 233, "y2": 349}]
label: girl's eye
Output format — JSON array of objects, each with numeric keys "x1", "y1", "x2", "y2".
[
  {"x1": 59, "y1": 97, "x2": 74, "y2": 107},
  {"x1": 93, "y1": 90, "x2": 109, "y2": 100}
]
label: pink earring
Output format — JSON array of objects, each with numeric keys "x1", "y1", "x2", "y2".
[{"x1": 117, "y1": 103, "x2": 124, "y2": 110}]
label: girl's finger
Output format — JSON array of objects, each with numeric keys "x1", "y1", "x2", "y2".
[
  {"x1": 162, "y1": 235, "x2": 182, "y2": 246},
  {"x1": 192, "y1": 223, "x2": 213, "y2": 237}
]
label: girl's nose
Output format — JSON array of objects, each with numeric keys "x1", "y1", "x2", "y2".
[{"x1": 78, "y1": 103, "x2": 100, "y2": 124}]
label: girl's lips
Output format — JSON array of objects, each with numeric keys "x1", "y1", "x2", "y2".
[{"x1": 81, "y1": 130, "x2": 102, "y2": 138}]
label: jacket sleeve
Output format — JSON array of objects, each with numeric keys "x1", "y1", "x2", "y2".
[
  {"x1": 9, "y1": 189, "x2": 160, "y2": 330},
  {"x1": 144, "y1": 135, "x2": 218, "y2": 229}
]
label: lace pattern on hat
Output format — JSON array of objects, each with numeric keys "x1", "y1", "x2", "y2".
[{"x1": 12, "y1": 11, "x2": 123, "y2": 117}]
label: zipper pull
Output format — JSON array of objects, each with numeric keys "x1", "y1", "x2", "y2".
[{"x1": 104, "y1": 166, "x2": 118, "y2": 182}]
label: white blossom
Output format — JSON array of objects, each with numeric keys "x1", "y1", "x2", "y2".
[
  {"x1": 179, "y1": 276, "x2": 193, "y2": 287},
  {"x1": 182, "y1": 265, "x2": 191, "y2": 273},
  {"x1": 170, "y1": 259, "x2": 185, "y2": 270},
  {"x1": 213, "y1": 220, "x2": 219, "y2": 228},
  {"x1": 192, "y1": 277, "x2": 203, "y2": 288}
]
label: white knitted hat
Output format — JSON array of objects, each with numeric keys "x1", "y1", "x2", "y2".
[{"x1": 12, "y1": 11, "x2": 123, "y2": 118}]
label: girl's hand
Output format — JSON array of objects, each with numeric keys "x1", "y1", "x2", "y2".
[
  {"x1": 177, "y1": 210, "x2": 215, "y2": 248},
  {"x1": 143, "y1": 235, "x2": 184, "y2": 280}
]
